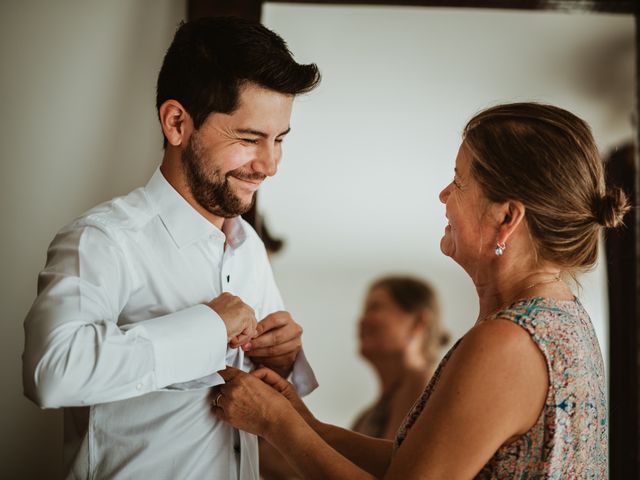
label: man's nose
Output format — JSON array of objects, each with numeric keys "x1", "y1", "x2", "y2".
[{"x1": 253, "y1": 143, "x2": 279, "y2": 177}]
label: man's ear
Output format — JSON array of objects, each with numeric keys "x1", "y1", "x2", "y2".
[
  {"x1": 158, "y1": 100, "x2": 192, "y2": 147},
  {"x1": 495, "y1": 200, "x2": 526, "y2": 244}
]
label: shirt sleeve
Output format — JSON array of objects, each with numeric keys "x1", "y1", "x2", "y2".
[
  {"x1": 288, "y1": 348, "x2": 318, "y2": 397},
  {"x1": 22, "y1": 223, "x2": 228, "y2": 409},
  {"x1": 247, "y1": 236, "x2": 319, "y2": 397}
]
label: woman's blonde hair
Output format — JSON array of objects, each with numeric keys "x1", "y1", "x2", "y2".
[{"x1": 463, "y1": 102, "x2": 631, "y2": 271}]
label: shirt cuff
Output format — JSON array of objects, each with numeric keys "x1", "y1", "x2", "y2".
[
  {"x1": 289, "y1": 349, "x2": 318, "y2": 397},
  {"x1": 136, "y1": 304, "x2": 228, "y2": 388}
]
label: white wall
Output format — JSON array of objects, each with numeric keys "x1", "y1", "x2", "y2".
[
  {"x1": 0, "y1": 1, "x2": 185, "y2": 478},
  {"x1": 260, "y1": 4, "x2": 635, "y2": 427},
  {"x1": 0, "y1": 1, "x2": 634, "y2": 478}
]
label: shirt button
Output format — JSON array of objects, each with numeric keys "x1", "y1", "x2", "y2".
[{"x1": 136, "y1": 383, "x2": 143, "y2": 390}]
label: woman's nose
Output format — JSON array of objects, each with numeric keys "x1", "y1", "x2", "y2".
[{"x1": 439, "y1": 183, "x2": 451, "y2": 204}]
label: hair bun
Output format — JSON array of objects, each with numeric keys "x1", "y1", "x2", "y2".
[{"x1": 595, "y1": 187, "x2": 631, "y2": 228}]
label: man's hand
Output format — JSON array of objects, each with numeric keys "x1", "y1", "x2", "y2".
[
  {"x1": 206, "y1": 293, "x2": 257, "y2": 348},
  {"x1": 243, "y1": 311, "x2": 302, "y2": 378}
]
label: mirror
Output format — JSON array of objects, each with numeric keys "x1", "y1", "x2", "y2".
[{"x1": 259, "y1": 2, "x2": 635, "y2": 427}]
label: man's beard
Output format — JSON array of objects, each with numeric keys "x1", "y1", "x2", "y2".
[{"x1": 181, "y1": 134, "x2": 263, "y2": 218}]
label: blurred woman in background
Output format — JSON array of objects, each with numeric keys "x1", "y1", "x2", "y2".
[{"x1": 353, "y1": 276, "x2": 449, "y2": 439}]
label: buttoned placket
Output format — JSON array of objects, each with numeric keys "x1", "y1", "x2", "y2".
[
  {"x1": 220, "y1": 245, "x2": 234, "y2": 293},
  {"x1": 219, "y1": 241, "x2": 242, "y2": 465}
]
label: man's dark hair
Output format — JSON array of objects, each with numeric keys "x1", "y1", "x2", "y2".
[{"x1": 156, "y1": 16, "x2": 320, "y2": 143}]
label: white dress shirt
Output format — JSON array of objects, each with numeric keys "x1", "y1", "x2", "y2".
[{"x1": 23, "y1": 168, "x2": 317, "y2": 479}]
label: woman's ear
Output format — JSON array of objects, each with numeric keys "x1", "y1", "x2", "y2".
[
  {"x1": 495, "y1": 200, "x2": 526, "y2": 245},
  {"x1": 158, "y1": 100, "x2": 192, "y2": 147},
  {"x1": 412, "y1": 311, "x2": 429, "y2": 336}
]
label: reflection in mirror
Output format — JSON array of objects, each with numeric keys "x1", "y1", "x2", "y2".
[{"x1": 259, "y1": 3, "x2": 635, "y2": 428}]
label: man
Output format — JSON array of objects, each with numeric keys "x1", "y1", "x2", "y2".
[{"x1": 22, "y1": 17, "x2": 320, "y2": 479}]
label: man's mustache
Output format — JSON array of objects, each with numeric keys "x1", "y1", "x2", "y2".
[{"x1": 227, "y1": 170, "x2": 266, "y2": 182}]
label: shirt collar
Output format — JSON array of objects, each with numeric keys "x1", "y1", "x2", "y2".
[{"x1": 145, "y1": 168, "x2": 248, "y2": 249}]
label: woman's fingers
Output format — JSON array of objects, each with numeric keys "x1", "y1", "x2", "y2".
[
  {"x1": 218, "y1": 366, "x2": 244, "y2": 382},
  {"x1": 212, "y1": 367, "x2": 292, "y2": 436}
]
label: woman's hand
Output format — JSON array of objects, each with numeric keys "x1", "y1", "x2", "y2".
[
  {"x1": 212, "y1": 367, "x2": 297, "y2": 438},
  {"x1": 213, "y1": 367, "x2": 381, "y2": 480},
  {"x1": 251, "y1": 367, "x2": 317, "y2": 427}
]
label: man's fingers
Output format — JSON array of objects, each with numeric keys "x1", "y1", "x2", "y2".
[
  {"x1": 251, "y1": 367, "x2": 289, "y2": 391},
  {"x1": 255, "y1": 311, "x2": 290, "y2": 336},
  {"x1": 229, "y1": 320, "x2": 257, "y2": 347},
  {"x1": 246, "y1": 329, "x2": 279, "y2": 350},
  {"x1": 250, "y1": 352, "x2": 299, "y2": 370},
  {"x1": 231, "y1": 329, "x2": 256, "y2": 348},
  {"x1": 249, "y1": 323, "x2": 301, "y2": 350},
  {"x1": 245, "y1": 338, "x2": 301, "y2": 358}
]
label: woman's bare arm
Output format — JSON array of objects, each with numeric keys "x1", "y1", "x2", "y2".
[
  {"x1": 216, "y1": 320, "x2": 547, "y2": 480},
  {"x1": 311, "y1": 420, "x2": 393, "y2": 477},
  {"x1": 384, "y1": 319, "x2": 548, "y2": 479}
]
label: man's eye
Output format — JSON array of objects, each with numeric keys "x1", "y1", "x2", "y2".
[
  {"x1": 453, "y1": 178, "x2": 462, "y2": 189},
  {"x1": 241, "y1": 138, "x2": 259, "y2": 144}
]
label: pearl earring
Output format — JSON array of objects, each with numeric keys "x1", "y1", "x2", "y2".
[{"x1": 495, "y1": 241, "x2": 506, "y2": 256}]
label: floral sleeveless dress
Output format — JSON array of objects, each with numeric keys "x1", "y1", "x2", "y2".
[{"x1": 394, "y1": 297, "x2": 608, "y2": 478}]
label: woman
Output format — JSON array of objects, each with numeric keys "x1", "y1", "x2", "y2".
[
  {"x1": 212, "y1": 103, "x2": 629, "y2": 478},
  {"x1": 353, "y1": 276, "x2": 449, "y2": 439}
]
